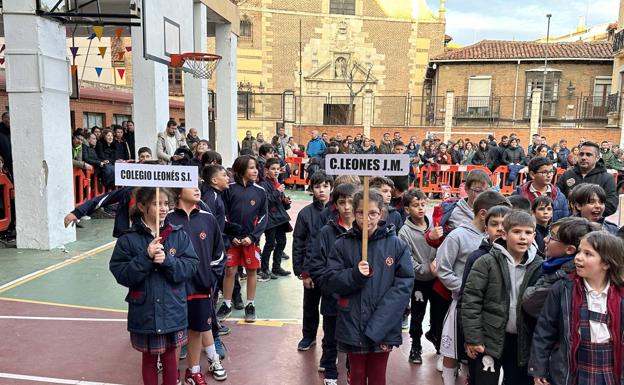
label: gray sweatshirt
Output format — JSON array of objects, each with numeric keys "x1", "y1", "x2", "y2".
[
  {"x1": 436, "y1": 221, "x2": 485, "y2": 300},
  {"x1": 493, "y1": 242, "x2": 538, "y2": 334},
  {"x1": 398, "y1": 216, "x2": 437, "y2": 281},
  {"x1": 447, "y1": 198, "x2": 474, "y2": 231}
]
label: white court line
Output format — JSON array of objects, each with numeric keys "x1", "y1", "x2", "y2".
[
  {"x1": 0, "y1": 372, "x2": 125, "y2": 385},
  {"x1": 0, "y1": 316, "x2": 126, "y2": 322}
]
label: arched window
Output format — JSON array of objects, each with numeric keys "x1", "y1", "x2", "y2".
[{"x1": 240, "y1": 15, "x2": 252, "y2": 39}]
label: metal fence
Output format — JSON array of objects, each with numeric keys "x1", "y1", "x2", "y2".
[{"x1": 237, "y1": 92, "x2": 283, "y2": 121}]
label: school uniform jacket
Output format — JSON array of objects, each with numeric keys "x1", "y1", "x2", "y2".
[
  {"x1": 324, "y1": 223, "x2": 414, "y2": 347},
  {"x1": 166, "y1": 207, "x2": 225, "y2": 296},
  {"x1": 292, "y1": 198, "x2": 326, "y2": 277},
  {"x1": 109, "y1": 221, "x2": 199, "y2": 334},
  {"x1": 307, "y1": 219, "x2": 350, "y2": 316},
  {"x1": 223, "y1": 180, "x2": 268, "y2": 245},
  {"x1": 259, "y1": 178, "x2": 291, "y2": 230}
]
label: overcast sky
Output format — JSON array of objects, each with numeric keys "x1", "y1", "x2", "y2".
[{"x1": 443, "y1": 0, "x2": 618, "y2": 45}]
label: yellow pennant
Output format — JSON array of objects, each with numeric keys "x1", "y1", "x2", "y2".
[
  {"x1": 98, "y1": 46, "x2": 107, "y2": 58},
  {"x1": 92, "y1": 26, "x2": 104, "y2": 40}
]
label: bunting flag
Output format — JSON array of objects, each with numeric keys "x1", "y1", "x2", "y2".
[
  {"x1": 92, "y1": 26, "x2": 104, "y2": 41},
  {"x1": 125, "y1": 46, "x2": 132, "y2": 52},
  {"x1": 117, "y1": 68, "x2": 125, "y2": 79},
  {"x1": 98, "y1": 46, "x2": 107, "y2": 58},
  {"x1": 70, "y1": 46, "x2": 79, "y2": 58},
  {"x1": 87, "y1": 32, "x2": 96, "y2": 40},
  {"x1": 71, "y1": 64, "x2": 78, "y2": 75},
  {"x1": 95, "y1": 67, "x2": 103, "y2": 77},
  {"x1": 0, "y1": 58, "x2": 5, "y2": 65},
  {"x1": 115, "y1": 52, "x2": 125, "y2": 61},
  {"x1": 0, "y1": 44, "x2": 5, "y2": 54},
  {"x1": 115, "y1": 27, "x2": 123, "y2": 38}
]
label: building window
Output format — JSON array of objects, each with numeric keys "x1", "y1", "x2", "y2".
[
  {"x1": 238, "y1": 92, "x2": 254, "y2": 118},
  {"x1": 330, "y1": 0, "x2": 355, "y2": 15},
  {"x1": 323, "y1": 103, "x2": 355, "y2": 125},
  {"x1": 524, "y1": 70, "x2": 561, "y2": 119},
  {"x1": 240, "y1": 16, "x2": 252, "y2": 39},
  {"x1": 168, "y1": 67, "x2": 183, "y2": 95},
  {"x1": 113, "y1": 114, "x2": 132, "y2": 126},
  {"x1": 593, "y1": 77, "x2": 612, "y2": 107},
  {"x1": 83, "y1": 112, "x2": 104, "y2": 129},
  {"x1": 466, "y1": 76, "x2": 492, "y2": 114}
]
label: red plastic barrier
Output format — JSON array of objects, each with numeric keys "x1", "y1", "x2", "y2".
[
  {"x1": 492, "y1": 166, "x2": 529, "y2": 195},
  {"x1": 73, "y1": 167, "x2": 90, "y2": 206},
  {"x1": 415, "y1": 164, "x2": 491, "y2": 195},
  {"x1": 0, "y1": 173, "x2": 13, "y2": 232},
  {"x1": 284, "y1": 157, "x2": 308, "y2": 187}
]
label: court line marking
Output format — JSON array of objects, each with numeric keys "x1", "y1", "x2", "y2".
[
  {"x1": 0, "y1": 315, "x2": 127, "y2": 322},
  {"x1": 0, "y1": 241, "x2": 116, "y2": 294},
  {"x1": 0, "y1": 297, "x2": 128, "y2": 313},
  {"x1": 0, "y1": 372, "x2": 125, "y2": 385}
]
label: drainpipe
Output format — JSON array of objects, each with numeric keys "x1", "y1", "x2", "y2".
[{"x1": 512, "y1": 59, "x2": 520, "y2": 123}]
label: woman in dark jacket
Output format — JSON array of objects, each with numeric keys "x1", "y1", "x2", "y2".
[
  {"x1": 96, "y1": 129, "x2": 118, "y2": 187},
  {"x1": 324, "y1": 190, "x2": 414, "y2": 385},
  {"x1": 109, "y1": 187, "x2": 199, "y2": 385},
  {"x1": 502, "y1": 139, "x2": 526, "y2": 165},
  {"x1": 472, "y1": 139, "x2": 489, "y2": 166},
  {"x1": 449, "y1": 142, "x2": 462, "y2": 165},
  {"x1": 82, "y1": 133, "x2": 101, "y2": 169}
]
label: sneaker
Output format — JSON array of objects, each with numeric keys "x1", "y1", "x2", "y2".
[
  {"x1": 408, "y1": 347, "x2": 422, "y2": 364},
  {"x1": 216, "y1": 303, "x2": 232, "y2": 321},
  {"x1": 244, "y1": 303, "x2": 256, "y2": 323},
  {"x1": 207, "y1": 357, "x2": 227, "y2": 381},
  {"x1": 272, "y1": 267, "x2": 292, "y2": 277},
  {"x1": 297, "y1": 337, "x2": 316, "y2": 351},
  {"x1": 179, "y1": 344, "x2": 188, "y2": 360},
  {"x1": 233, "y1": 295, "x2": 245, "y2": 310},
  {"x1": 218, "y1": 324, "x2": 231, "y2": 336},
  {"x1": 402, "y1": 314, "x2": 409, "y2": 330},
  {"x1": 270, "y1": 271, "x2": 278, "y2": 279},
  {"x1": 214, "y1": 336, "x2": 226, "y2": 360},
  {"x1": 436, "y1": 355, "x2": 444, "y2": 372},
  {"x1": 257, "y1": 271, "x2": 271, "y2": 282},
  {"x1": 323, "y1": 379, "x2": 337, "y2": 385},
  {"x1": 239, "y1": 270, "x2": 247, "y2": 280},
  {"x1": 177, "y1": 370, "x2": 181, "y2": 385},
  {"x1": 282, "y1": 253, "x2": 291, "y2": 260},
  {"x1": 184, "y1": 368, "x2": 208, "y2": 385}
]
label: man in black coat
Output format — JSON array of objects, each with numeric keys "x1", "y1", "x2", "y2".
[{"x1": 557, "y1": 141, "x2": 618, "y2": 217}]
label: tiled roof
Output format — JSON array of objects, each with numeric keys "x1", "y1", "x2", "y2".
[{"x1": 431, "y1": 40, "x2": 613, "y2": 62}]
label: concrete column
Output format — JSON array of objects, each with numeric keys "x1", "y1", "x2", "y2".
[
  {"x1": 4, "y1": 0, "x2": 75, "y2": 249},
  {"x1": 131, "y1": 25, "x2": 169, "y2": 156},
  {"x1": 283, "y1": 90, "x2": 295, "y2": 136},
  {"x1": 363, "y1": 90, "x2": 373, "y2": 137},
  {"x1": 184, "y1": 2, "x2": 209, "y2": 141},
  {"x1": 215, "y1": 24, "x2": 238, "y2": 166},
  {"x1": 443, "y1": 90, "x2": 454, "y2": 142},
  {"x1": 530, "y1": 89, "x2": 542, "y2": 138}
]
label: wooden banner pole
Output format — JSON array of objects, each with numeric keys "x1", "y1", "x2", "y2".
[
  {"x1": 362, "y1": 176, "x2": 369, "y2": 262},
  {"x1": 155, "y1": 187, "x2": 160, "y2": 238},
  {"x1": 619, "y1": 194, "x2": 624, "y2": 226}
]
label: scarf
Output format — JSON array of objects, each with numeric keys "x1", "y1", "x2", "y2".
[{"x1": 541, "y1": 255, "x2": 574, "y2": 274}]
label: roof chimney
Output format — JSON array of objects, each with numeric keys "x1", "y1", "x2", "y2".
[
  {"x1": 439, "y1": 0, "x2": 446, "y2": 20},
  {"x1": 577, "y1": 16, "x2": 587, "y2": 33}
]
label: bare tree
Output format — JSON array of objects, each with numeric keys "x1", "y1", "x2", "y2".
[{"x1": 340, "y1": 57, "x2": 373, "y2": 125}]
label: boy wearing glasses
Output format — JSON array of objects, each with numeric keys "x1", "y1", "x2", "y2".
[{"x1": 513, "y1": 157, "x2": 568, "y2": 222}]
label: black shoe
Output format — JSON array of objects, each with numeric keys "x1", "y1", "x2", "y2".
[
  {"x1": 409, "y1": 347, "x2": 422, "y2": 364},
  {"x1": 218, "y1": 325, "x2": 231, "y2": 336},
  {"x1": 257, "y1": 271, "x2": 271, "y2": 282},
  {"x1": 425, "y1": 330, "x2": 439, "y2": 347},
  {"x1": 244, "y1": 303, "x2": 256, "y2": 323},
  {"x1": 270, "y1": 271, "x2": 278, "y2": 279},
  {"x1": 216, "y1": 303, "x2": 232, "y2": 321},
  {"x1": 239, "y1": 270, "x2": 247, "y2": 280},
  {"x1": 297, "y1": 337, "x2": 316, "y2": 351},
  {"x1": 272, "y1": 267, "x2": 292, "y2": 277},
  {"x1": 233, "y1": 295, "x2": 245, "y2": 310},
  {"x1": 281, "y1": 253, "x2": 290, "y2": 260}
]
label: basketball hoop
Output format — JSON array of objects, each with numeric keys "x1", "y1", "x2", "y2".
[{"x1": 170, "y1": 53, "x2": 221, "y2": 79}]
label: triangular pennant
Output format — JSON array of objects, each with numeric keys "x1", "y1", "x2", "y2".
[
  {"x1": 98, "y1": 46, "x2": 107, "y2": 58},
  {"x1": 0, "y1": 58, "x2": 5, "y2": 65},
  {"x1": 71, "y1": 64, "x2": 78, "y2": 74},
  {"x1": 0, "y1": 44, "x2": 5, "y2": 54},
  {"x1": 92, "y1": 26, "x2": 104, "y2": 40},
  {"x1": 115, "y1": 52, "x2": 125, "y2": 61},
  {"x1": 95, "y1": 67, "x2": 103, "y2": 77},
  {"x1": 70, "y1": 46, "x2": 79, "y2": 58},
  {"x1": 115, "y1": 27, "x2": 123, "y2": 38},
  {"x1": 87, "y1": 32, "x2": 96, "y2": 40},
  {"x1": 117, "y1": 68, "x2": 125, "y2": 79},
  {"x1": 125, "y1": 46, "x2": 132, "y2": 52}
]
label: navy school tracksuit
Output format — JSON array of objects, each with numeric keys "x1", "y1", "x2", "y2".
[
  {"x1": 259, "y1": 178, "x2": 291, "y2": 273},
  {"x1": 292, "y1": 198, "x2": 327, "y2": 343},
  {"x1": 308, "y1": 218, "x2": 350, "y2": 380},
  {"x1": 72, "y1": 186, "x2": 135, "y2": 238}
]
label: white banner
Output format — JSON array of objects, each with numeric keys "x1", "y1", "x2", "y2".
[
  {"x1": 114, "y1": 163, "x2": 199, "y2": 188},
  {"x1": 325, "y1": 154, "x2": 411, "y2": 176}
]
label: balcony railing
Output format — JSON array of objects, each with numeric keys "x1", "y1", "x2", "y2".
[
  {"x1": 454, "y1": 96, "x2": 501, "y2": 120},
  {"x1": 614, "y1": 30, "x2": 624, "y2": 53}
]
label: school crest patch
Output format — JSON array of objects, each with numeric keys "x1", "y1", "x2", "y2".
[
  {"x1": 385, "y1": 256, "x2": 394, "y2": 266},
  {"x1": 566, "y1": 178, "x2": 576, "y2": 187},
  {"x1": 169, "y1": 248, "x2": 177, "y2": 256},
  {"x1": 250, "y1": 199, "x2": 256, "y2": 206},
  {"x1": 199, "y1": 232, "x2": 207, "y2": 240}
]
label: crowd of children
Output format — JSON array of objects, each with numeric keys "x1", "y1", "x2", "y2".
[{"x1": 81, "y1": 138, "x2": 624, "y2": 385}]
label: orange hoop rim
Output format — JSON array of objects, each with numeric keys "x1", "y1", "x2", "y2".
[{"x1": 170, "y1": 53, "x2": 222, "y2": 67}]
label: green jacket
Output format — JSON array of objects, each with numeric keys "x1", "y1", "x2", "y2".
[{"x1": 461, "y1": 240, "x2": 543, "y2": 365}]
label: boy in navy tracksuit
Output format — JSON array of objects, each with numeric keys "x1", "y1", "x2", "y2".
[
  {"x1": 308, "y1": 183, "x2": 357, "y2": 385},
  {"x1": 369, "y1": 176, "x2": 404, "y2": 232},
  {"x1": 218, "y1": 155, "x2": 268, "y2": 323},
  {"x1": 293, "y1": 170, "x2": 333, "y2": 351},
  {"x1": 258, "y1": 158, "x2": 292, "y2": 281},
  {"x1": 167, "y1": 187, "x2": 227, "y2": 383}
]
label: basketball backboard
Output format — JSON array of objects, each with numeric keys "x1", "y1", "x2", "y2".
[{"x1": 141, "y1": 0, "x2": 195, "y2": 66}]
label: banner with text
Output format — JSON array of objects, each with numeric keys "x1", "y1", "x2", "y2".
[
  {"x1": 325, "y1": 154, "x2": 410, "y2": 176},
  {"x1": 115, "y1": 163, "x2": 198, "y2": 188}
]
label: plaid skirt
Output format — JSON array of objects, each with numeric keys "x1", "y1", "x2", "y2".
[{"x1": 130, "y1": 329, "x2": 188, "y2": 355}]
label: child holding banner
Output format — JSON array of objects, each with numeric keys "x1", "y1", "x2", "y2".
[
  {"x1": 324, "y1": 190, "x2": 414, "y2": 385},
  {"x1": 218, "y1": 155, "x2": 268, "y2": 323},
  {"x1": 109, "y1": 187, "x2": 199, "y2": 385}
]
